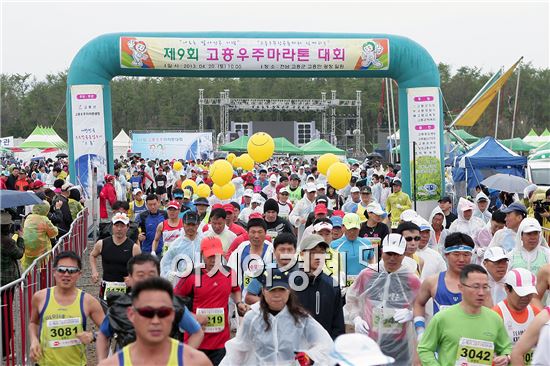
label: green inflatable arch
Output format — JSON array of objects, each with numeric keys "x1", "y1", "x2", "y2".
[{"x1": 67, "y1": 32, "x2": 443, "y2": 211}]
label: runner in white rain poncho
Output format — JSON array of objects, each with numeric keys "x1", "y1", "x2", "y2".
[
  {"x1": 344, "y1": 234, "x2": 421, "y2": 366},
  {"x1": 220, "y1": 269, "x2": 333, "y2": 366},
  {"x1": 448, "y1": 197, "x2": 485, "y2": 238},
  {"x1": 509, "y1": 217, "x2": 550, "y2": 276}
]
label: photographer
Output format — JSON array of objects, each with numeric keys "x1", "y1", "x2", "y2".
[{"x1": 534, "y1": 188, "x2": 550, "y2": 242}]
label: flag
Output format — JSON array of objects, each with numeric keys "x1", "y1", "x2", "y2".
[{"x1": 452, "y1": 57, "x2": 522, "y2": 127}]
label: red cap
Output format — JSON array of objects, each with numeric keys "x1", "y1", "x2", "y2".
[
  {"x1": 314, "y1": 204, "x2": 328, "y2": 215},
  {"x1": 201, "y1": 236, "x2": 224, "y2": 258},
  {"x1": 32, "y1": 180, "x2": 46, "y2": 189},
  {"x1": 249, "y1": 212, "x2": 263, "y2": 220},
  {"x1": 212, "y1": 203, "x2": 223, "y2": 210},
  {"x1": 332, "y1": 210, "x2": 345, "y2": 218},
  {"x1": 223, "y1": 203, "x2": 234, "y2": 213},
  {"x1": 105, "y1": 174, "x2": 115, "y2": 182},
  {"x1": 167, "y1": 200, "x2": 180, "y2": 210}
]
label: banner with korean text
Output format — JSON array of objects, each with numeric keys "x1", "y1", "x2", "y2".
[
  {"x1": 131, "y1": 131, "x2": 213, "y2": 160},
  {"x1": 407, "y1": 87, "x2": 442, "y2": 201},
  {"x1": 0, "y1": 136, "x2": 14, "y2": 148},
  {"x1": 120, "y1": 37, "x2": 390, "y2": 71},
  {"x1": 70, "y1": 84, "x2": 107, "y2": 198}
]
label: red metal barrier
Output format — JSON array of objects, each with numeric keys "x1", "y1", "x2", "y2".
[{"x1": 0, "y1": 208, "x2": 89, "y2": 365}]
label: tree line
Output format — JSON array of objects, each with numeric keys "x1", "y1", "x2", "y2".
[{"x1": 1, "y1": 63, "x2": 548, "y2": 146}]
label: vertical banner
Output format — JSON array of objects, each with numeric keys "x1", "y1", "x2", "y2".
[
  {"x1": 407, "y1": 87, "x2": 442, "y2": 201},
  {"x1": 70, "y1": 85, "x2": 107, "y2": 199},
  {"x1": 0, "y1": 136, "x2": 14, "y2": 147}
]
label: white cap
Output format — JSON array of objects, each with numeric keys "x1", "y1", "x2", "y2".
[
  {"x1": 61, "y1": 182, "x2": 74, "y2": 191},
  {"x1": 313, "y1": 221, "x2": 333, "y2": 233},
  {"x1": 251, "y1": 193, "x2": 264, "y2": 204},
  {"x1": 243, "y1": 189, "x2": 254, "y2": 197},
  {"x1": 504, "y1": 268, "x2": 537, "y2": 297},
  {"x1": 112, "y1": 212, "x2": 130, "y2": 225},
  {"x1": 412, "y1": 217, "x2": 431, "y2": 231},
  {"x1": 316, "y1": 183, "x2": 326, "y2": 190},
  {"x1": 304, "y1": 164, "x2": 310, "y2": 169},
  {"x1": 133, "y1": 188, "x2": 142, "y2": 195},
  {"x1": 330, "y1": 333, "x2": 395, "y2": 366},
  {"x1": 366, "y1": 202, "x2": 385, "y2": 216},
  {"x1": 269, "y1": 175, "x2": 278, "y2": 183},
  {"x1": 483, "y1": 247, "x2": 509, "y2": 262},
  {"x1": 279, "y1": 187, "x2": 289, "y2": 194},
  {"x1": 350, "y1": 186, "x2": 360, "y2": 193},
  {"x1": 382, "y1": 233, "x2": 406, "y2": 255},
  {"x1": 400, "y1": 209, "x2": 418, "y2": 222},
  {"x1": 520, "y1": 218, "x2": 542, "y2": 234},
  {"x1": 305, "y1": 183, "x2": 317, "y2": 193}
]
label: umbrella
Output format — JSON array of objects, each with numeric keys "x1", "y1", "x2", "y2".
[
  {"x1": 366, "y1": 152, "x2": 383, "y2": 159},
  {"x1": 480, "y1": 174, "x2": 531, "y2": 193},
  {"x1": 0, "y1": 190, "x2": 43, "y2": 209},
  {"x1": 55, "y1": 153, "x2": 68, "y2": 158}
]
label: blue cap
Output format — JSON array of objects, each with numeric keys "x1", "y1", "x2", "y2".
[
  {"x1": 501, "y1": 202, "x2": 527, "y2": 215},
  {"x1": 331, "y1": 216, "x2": 343, "y2": 228}
]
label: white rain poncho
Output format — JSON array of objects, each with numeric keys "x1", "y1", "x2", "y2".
[
  {"x1": 509, "y1": 217, "x2": 550, "y2": 275},
  {"x1": 427, "y1": 206, "x2": 448, "y2": 253},
  {"x1": 344, "y1": 264, "x2": 421, "y2": 366},
  {"x1": 473, "y1": 191, "x2": 492, "y2": 224},
  {"x1": 448, "y1": 197, "x2": 485, "y2": 238},
  {"x1": 220, "y1": 302, "x2": 334, "y2": 366}
]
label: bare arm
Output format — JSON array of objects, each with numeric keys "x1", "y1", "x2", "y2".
[
  {"x1": 29, "y1": 291, "x2": 45, "y2": 363},
  {"x1": 185, "y1": 345, "x2": 214, "y2": 366},
  {"x1": 413, "y1": 276, "x2": 435, "y2": 319},
  {"x1": 511, "y1": 310, "x2": 550, "y2": 365},
  {"x1": 89, "y1": 240, "x2": 103, "y2": 284},
  {"x1": 533, "y1": 264, "x2": 549, "y2": 309},
  {"x1": 187, "y1": 328, "x2": 204, "y2": 350},
  {"x1": 231, "y1": 291, "x2": 249, "y2": 315},
  {"x1": 132, "y1": 243, "x2": 141, "y2": 256},
  {"x1": 151, "y1": 222, "x2": 164, "y2": 253},
  {"x1": 76, "y1": 294, "x2": 106, "y2": 345},
  {"x1": 244, "y1": 293, "x2": 260, "y2": 305},
  {"x1": 96, "y1": 331, "x2": 111, "y2": 361}
]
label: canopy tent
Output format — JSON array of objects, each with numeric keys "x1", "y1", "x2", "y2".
[
  {"x1": 498, "y1": 138, "x2": 536, "y2": 153},
  {"x1": 19, "y1": 126, "x2": 68, "y2": 149},
  {"x1": 534, "y1": 140, "x2": 550, "y2": 152},
  {"x1": 542, "y1": 128, "x2": 550, "y2": 137},
  {"x1": 523, "y1": 128, "x2": 548, "y2": 147},
  {"x1": 300, "y1": 139, "x2": 346, "y2": 155},
  {"x1": 529, "y1": 149, "x2": 550, "y2": 161},
  {"x1": 218, "y1": 136, "x2": 249, "y2": 152},
  {"x1": 273, "y1": 137, "x2": 303, "y2": 154},
  {"x1": 113, "y1": 129, "x2": 132, "y2": 158},
  {"x1": 447, "y1": 129, "x2": 480, "y2": 144},
  {"x1": 452, "y1": 136, "x2": 527, "y2": 196}
]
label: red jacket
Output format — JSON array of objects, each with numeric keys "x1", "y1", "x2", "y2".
[{"x1": 99, "y1": 183, "x2": 117, "y2": 219}]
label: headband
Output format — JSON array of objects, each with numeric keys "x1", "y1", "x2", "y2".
[{"x1": 444, "y1": 245, "x2": 473, "y2": 254}]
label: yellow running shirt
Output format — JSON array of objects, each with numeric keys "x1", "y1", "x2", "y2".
[{"x1": 117, "y1": 338, "x2": 184, "y2": 366}]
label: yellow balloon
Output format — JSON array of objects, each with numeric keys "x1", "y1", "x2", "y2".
[
  {"x1": 209, "y1": 160, "x2": 233, "y2": 186},
  {"x1": 232, "y1": 155, "x2": 242, "y2": 168},
  {"x1": 317, "y1": 153, "x2": 340, "y2": 175},
  {"x1": 226, "y1": 153, "x2": 236, "y2": 163},
  {"x1": 240, "y1": 153, "x2": 255, "y2": 171},
  {"x1": 181, "y1": 179, "x2": 198, "y2": 193},
  {"x1": 327, "y1": 162, "x2": 352, "y2": 190},
  {"x1": 196, "y1": 183, "x2": 211, "y2": 198},
  {"x1": 173, "y1": 161, "x2": 183, "y2": 171},
  {"x1": 212, "y1": 182, "x2": 235, "y2": 200},
  {"x1": 247, "y1": 132, "x2": 275, "y2": 163}
]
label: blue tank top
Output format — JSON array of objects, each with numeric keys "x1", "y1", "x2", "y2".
[
  {"x1": 240, "y1": 242, "x2": 269, "y2": 289},
  {"x1": 433, "y1": 271, "x2": 461, "y2": 314}
]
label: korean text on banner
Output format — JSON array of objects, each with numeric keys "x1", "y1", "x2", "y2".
[
  {"x1": 70, "y1": 85, "x2": 107, "y2": 198},
  {"x1": 0, "y1": 136, "x2": 14, "y2": 148},
  {"x1": 131, "y1": 132, "x2": 213, "y2": 160},
  {"x1": 120, "y1": 37, "x2": 390, "y2": 71},
  {"x1": 407, "y1": 87, "x2": 442, "y2": 201}
]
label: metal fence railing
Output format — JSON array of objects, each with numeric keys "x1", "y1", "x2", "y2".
[{"x1": 0, "y1": 208, "x2": 88, "y2": 366}]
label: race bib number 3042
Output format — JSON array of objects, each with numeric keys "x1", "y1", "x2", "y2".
[{"x1": 455, "y1": 337, "x2": 494, "y2": 366}]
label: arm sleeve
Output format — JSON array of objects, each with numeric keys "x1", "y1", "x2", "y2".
[
  {"x1": 416, "y1": 315, "x2": 442, "y2": 366},
  {"x1": 179, "y1": 307, "x2": 201, "y2": 334},
  {"x1": 45, "y1": 218, "x2": 59, "y2": 238},
  {"x1": 99, "y1": 316, "x2": 113, "y2": 338},
  {"x1": 245, "y1": 278, "x2": 262, "y2": 296}
]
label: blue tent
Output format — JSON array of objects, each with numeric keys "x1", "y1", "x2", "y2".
[{"x1": 452, "y1": 137, "x2": 527, "y2": 193}]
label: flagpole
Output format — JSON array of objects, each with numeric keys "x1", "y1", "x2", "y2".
[
  {"x1": 389, "y1": 80, "x2": 398, "y2": 162},
  {"x1": 495, "y1": 90, "x2": 501, "y2": 138},
  {"x1": 385, "y1": 78, "x2": 394, "y2": 163},
  {"x1": 510, "y1": 64, "x2": 521, "y2": 139}
]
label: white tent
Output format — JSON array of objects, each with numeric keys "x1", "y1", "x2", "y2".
[{"x1": 113, "y1": 129, "x2": 131, "y2": 159}]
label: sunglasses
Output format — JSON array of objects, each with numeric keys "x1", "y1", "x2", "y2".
[
  {"x1": 55, "y1": 266, "x2": 80, "y2": 274},
  {"x1": 133, "y1": 306, "x2": 174, "y2": 319},
  {"x1": 404, "y1": 236, "x2": 421, "y2": 242}
]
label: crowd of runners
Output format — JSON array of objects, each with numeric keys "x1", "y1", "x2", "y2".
[{"x1": 2, "y1": 154, "x2": 550, "y2": 365}]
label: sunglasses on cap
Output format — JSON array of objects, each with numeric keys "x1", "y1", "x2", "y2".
[
  {"x1": 404, "y1": 236, "x2": 421, "y2": 242},
  {"x1": 133, "y1": 306, "x2": 174, "y2": 319},
  {"x1": 55, "y1": 266, "x2": 81, "y2": 274}
]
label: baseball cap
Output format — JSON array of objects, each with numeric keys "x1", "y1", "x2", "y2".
[
  {"x1": 279, "y1": 187, "x2": 289, "y2": 194},
  {"x1": 330, "y1": 333, "x2": 395, "y2": 366},
  {"x1": 316, "y1": 195, "x2": 328, "y2": 204},
  {"x1": 520, "y1": 218, "x2": 542, "y2": 234},
  {"x1": 504, "y1": 268, "x2": 537, "y2": 297},
  {"x1": 382, "y1": 233, "x2": 407, "y2": 255},
  {"x1": 251, "y1": 194, "x2": 264, "y2": 204},
  {"x1": 104, "y1": 174, "x2": 115, "y2": 182},
  {"x1": 133, "y1": 188, "x2": 143, "y2": 195},
  {"x1": 201, "y1": 237, "x2": 224, "y2": 258},
  {"x1": 501, "y1": 202, "x2": 528, "y2": 215},
  {"x1": 316, "y1": 183, "x2": 326, "y2": 191},
  {"x1": 366, "y1": 202, "x2": 385, "y2": 216},
  {"x1": 61, "y1": 182, "x2": 74, "y2": 191},
  {"x1": 313, "y1": 220, "x2": 333, "y2": 233},
  {"x1": 182, "y1": 211, "x2": 200, "y2": 225},
  {"x1": 290, "y1": 173, "x2": 300, "y2": 181},
  {"x1": 400, "y1": 209, "x2": 418, "y2": 222},
  {"x1": 360, "y1": 186, "x2": 371, "y2": 194},
  {"x1": 112, "y1": 212, "x2": 130, "y2": 225},
  {"x1": 0, "y1": 212, "x2": 14, "y2": 225},
  {"x1": 167, "y1": 200, "x2": 180, "y2": 210},
  {"x1": 243, "y1": 189, "x2": 254, "y2": 197},
  {"x1": 412, "y1": 217, "x2": 431, "y2": 232},
  {"x1": 483, "y1": 247, "x2": 509, "y2": 262},
  {"x1": 305, "y1": 183, "x2": 317, "y2": 193},
  {"x1": 392, "y1": 179, "x2": 402, "y2": 186},
  {"x1": 350, "y1": 186, "x2": 360, "y2": 193},
  {"x1": 223, "y1": 203, "x2": 234, "y2": 214},
  {"x1": 343, "y1": 213, "x2": 361, "y2": 230},
  {"x1": 314, "y1": 204, "x2": 328, "y2": 216},
  {"x1": 299, "y1": 234, "x2": 329, "y2": 251},
  {"x1": 32, "y1": 180, "x2": 46, "y2": 189},
  {"x1": 183, "y1": 189, "x2": 192, "y2": 199},
  {"x1": 331, "y1": 216, "x2": 343, "y2": 228},
  {"x1": 193, "y1": 197, "x2": 209, "y2": 206},
  {"x1": 438, "y1": 196, "x2": 452, "y2": 203},
  {"x1": 262, "y1": 268, "x2": 291, "y2": 291}
]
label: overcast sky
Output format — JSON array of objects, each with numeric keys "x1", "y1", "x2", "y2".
[{"x1": 1, "y1": 1, "x2": 548, "y2": 79}]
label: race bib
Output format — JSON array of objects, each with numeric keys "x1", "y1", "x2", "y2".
[
  {"x1": 372, "y1": 307, "x2": 402, "y2": 334},
  {"x1": 243, "y1": 275, "x2": 252, "y2": 288},
  {"x1": 46, "y1": 317, "x2": 82, "y2": 348},
  {"x1": 103, "y1": 281, "x2": 127, "y2": 300},
  {"x1": 266, "y1": 230, "x2": 279, "y2": 239},
  {"x1": 157, "y1": 181, "x2": 164, "y2": 187},
  {"x1": 345, "y1": 275, "x2": 357, "y2": 288},
  {"x1": 524, "y1": 349, "x2": 534, "y2": 366},
  {"x1": 132, "y1": 181, "x2": 139, "y2": 188},
  {"x1": 455, "y1": 337, "x2": 494, "y2": 366},
  {"x1": 196, "y1": 307, "x2": 225, "y2": 333}
]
